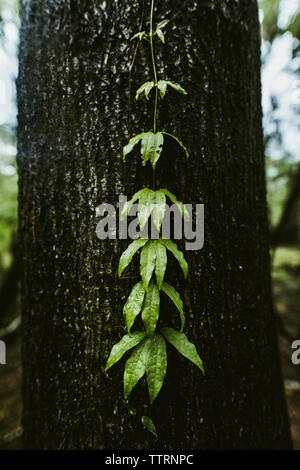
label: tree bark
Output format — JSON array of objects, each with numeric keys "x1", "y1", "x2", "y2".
[{"x1": 17, "y1": 0, "x2": 292, "y2": 450}]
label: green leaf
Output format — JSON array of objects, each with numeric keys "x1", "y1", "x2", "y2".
[
  {"x1": 120, "y1": 189, "x2": 145, "y2": 220},
  {"x1": 123, "y1": 282, "x2": 146, "y2": 333},
  {"x1": 154, "y1": 240, "x2": 167, "y2": 288},
  {"x1": 159, "y1": 239, "x2": 188, "y2": 278},
  {"x1": 152, "y1": 190, "x2": 166, "y2": 232},
  {"x1": 150, "y1": 133, "x2": 164, "y2": 168},
  {"x1": 123, "y1": 339, "x2": 150, "y2": 398},
  {"x1": 130, "y1": 31, "x2": 148, "y2": 41},
  {"x1": 136, "y1": 81, "x2": 155, "y2": 101},
  {"x1": 123, "y1": 133, "x2": 145, "y2": 160},
  {"x1": 159, "y1": 188, "x2": 189, "y2": 221},
  {"x1": 161, "y1": 281, "x2": 185, "y2": 332},
  {"x1": 105, "y1": 331, "x2": 147, "y2": 371},
  {"x1": 161, "y1": 327, "x2": 204, "y2": 374},
  {"x1": 118, "y1": 239, "x2": 148, "y2": 277},
  {"x1": 141, "y1": 283, "x2": 160, "y2": 337},
  {"x1": 138, "y1": 188, "x2": 154, "y2": 230},
  {"x1": 145, "y1": 334, "x2": 167, "y2": 404},
  {"x1": 156, "y1": 28, "x2": 165, "y2": 43},
  {"x1": 167, "y1": 81, "x2": 187, "y2": 95},
  {"x1": 141, "y1": 132, "x2": 164, "y2": 169},
  {"x1": 140, "y1": 133, "x2": 154, "y2": 166},
  {"x1": 156, "y1": 19, "x2": 170, "y2": 30},
  {"x1": 140, "y1": 241, "x2": 156, "y2": 290},
  {"x1": 162, "y1": 132, "x2": 189, "y2": 159},
  {"x1": 141, "y1": 416, "x2": 158, "y2": 439},
  {"x1": 158, "y1": 81, "x2": 167, "y2": 99},
  {"x1": 155, "y1": 19, "x2": 170, "y2": 44},
  {"x1": 157, "y1": 80, "x2": 187, "y2": 99}
]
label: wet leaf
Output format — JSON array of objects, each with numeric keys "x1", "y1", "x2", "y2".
[
  {"x1": 155, "y1": 19, "x2": 170, "y2": 44},
  {"x1": 118, "y1": 239, "x2": 148, "y2": 277},
  {"x1": 166, "y1": 81, "x2": 187, "y2": 95},
  {"x1": 157, "y1": 80, "x2": 187, "y2": 99},
  {"x1": 159, "y1": 239, "x2": 188, "y2": 278},
  {"x1": 156, "y1": 19, "x2": 170, "y2": 30},
  {"x1": 152, "y1": 190, "x2": 166, "y2": 232},
  {"x1": 141, "y1": 132, "x2": 164, "y2": 169},
  {"x1": 140, "y1": 241, "x2": 156, "y2": 290},
  {"x1": 138, "y1": 188, "x2": 154, "y2": 230},
  {"x1": 124, "y1": 339, "x2": 150, "y2": 398},
  {"x1": 161, "y1": 327, "x2": 204, "y2": 374},
  {"x1": 123, "y1": 133, "x2": 146, "y2": 160},
  {"x1": 145, "y1": 333, "x2": 167, "y2": 404},
  {"x1": 158, "y1": 81, "x2": 167, "y2": 99},
  {"x1": 105, "y1": 331, "x2": 147, "y2": 371},
  {"x1": 154, "y1": 240, "x2": 167, "y2": 288},
  {"x1": 123, "y1": 282, "x2": 146, "y2": 333},
  {"x1": 162, "y1": 132, "x2": 189, "y2": 159},
  {"x1": 130, "y1": 31, "x2": 148, "y2": 41},
  {"x1": 141, "y1": 416, "x2": 158, "y2": 438},
  {"x1": 156, "y1": 28, "x2": 165, "y2": 43},
  {"x1": 121, "y1": 189, "x2": 145, "y2": 220},
  {"x1": 136, "y1": 81, "x2": 155, "y2": 100},
  {"x1": 161, "y1": 282, "x2": 185, "y2": 332},
  {"x1": 159, "y1": 188, "x2": 189, "y2": 221},
  {"x1": 141, "y1": 282, "x2": 160, "y2": 337}
]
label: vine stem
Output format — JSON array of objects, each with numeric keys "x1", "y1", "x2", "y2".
[{"x1": 150, "y1": 0, "x2": 158, "y2": 190}]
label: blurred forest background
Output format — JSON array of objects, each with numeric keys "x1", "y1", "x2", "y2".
[{"x1": 0, "y1": 0, "x2": 299, "y2": 449}]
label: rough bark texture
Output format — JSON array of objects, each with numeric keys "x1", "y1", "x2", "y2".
[{"x1": 18, "y1": 0, "x2": 292, "y2": 450}]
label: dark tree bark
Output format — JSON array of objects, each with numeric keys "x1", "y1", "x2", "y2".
[{"x1": 17, "y1": 0, "x2": 292, "y2": 450}]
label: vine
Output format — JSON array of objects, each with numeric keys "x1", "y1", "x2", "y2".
[{"x1": 105, "y1": 0, "x2": 204, "y2": 438}]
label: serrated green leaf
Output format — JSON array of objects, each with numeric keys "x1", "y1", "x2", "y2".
[
  {"x1": 141, "y1": 132, "x2": 164, "y2": 169},
  {"x1": 141, "y1": 416, "x2": 158, "y2": 438},
  {"x1": 161, "y1": 281, "x2": 185, "y2": 332},
  {"x1": 161, "y1": 327, "x2": 204, "y2": 374},
  {"x1": 141, "y1": 283, "x2": 160, "y2": 337},
  {"x1": 138, "y1": 188, "x2": 154, "y2": 230},
  {"x1": 105, "y1": 331, "x2": 147, "y2": 371},
  {"x1": 154, "y1": 240, "x2": 167, "y2": 288},
  {"x1": 145, "y1": 333, "x2": 167, "y2": 404},
  {"x1": 162, "y1": 132, "x2": 189, "y2": 159},
  {"x1": 156, "y1": 19, "x2": 170, "y2": 30},
  {"x1": 158, "y1": 81, "x2": 167, "y2": 99},
  {"x1": 136, "y1": 81, "x2": 155, "y2": 101},
  {"x1": 130, "y1": 31, "x2": 148, "y2": 41},
  {"x1": 159, "y1": 188, "x2": 189, "y2": 221},
  {"x1": 140, "y1": 241, "x2": 156, "y2": 290},
  {"x1": 120, "y1": 189, "x2": 146, "y2": 220},
  {"x1": 152, "y1": 191, "x2": 166, "y2": 232},
  {"x1": 159, "y1": 239, "x2": 188, "y2": 278},
  {"x1": 123, "y1": 133, "x2": 146, "y2": 160},
  {"x1": 123, "y1": 339, "x2": 150, "y2": 398},
  {"x1": 118, "y1": 239, "x2": 148, "y2": 277},
  {"x1": 123, "y1": 282, "x2": 146, "y2": 333},
  {"x1": 156, "y1": 28, "x2": 165, "y2": 43}
]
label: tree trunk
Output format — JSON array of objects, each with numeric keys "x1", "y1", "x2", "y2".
[{"x1": 17, "y1": 0, "x2": 292, "y2": 450}]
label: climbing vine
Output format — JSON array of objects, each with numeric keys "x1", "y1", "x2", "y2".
[{"x1": 105, "y1": 0, "x2": 204, "y2": 437}]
